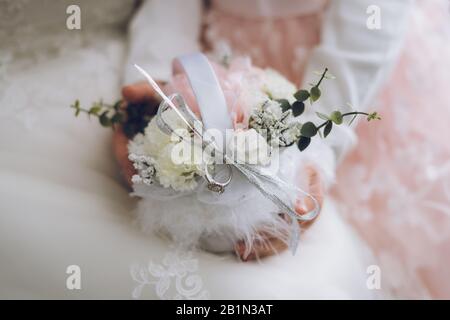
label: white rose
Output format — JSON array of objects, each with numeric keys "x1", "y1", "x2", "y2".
[
  {"x1": 264, "y1": 99, "x2": 284, "y2": 118},
  {"x1": 262, "y1": 69, "x2": 297, "y2": 103},
  {"x1": 155, "y1": 144, "x2": 201, "y2": 191},
  {"x1": 129, "y1": 108, "x2": 205, "y2": 191},
  {"x1": 142, "y1": 109, "x2": 191, "y2": 157}
]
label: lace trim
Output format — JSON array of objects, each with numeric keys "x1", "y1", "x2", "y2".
[{"x1": 130, "y1": 249, "x2": 210, "y2": 300}]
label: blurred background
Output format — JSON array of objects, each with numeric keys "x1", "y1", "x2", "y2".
[{"x1": 0, "y1": 0, "x2": 449, "y2": 299}]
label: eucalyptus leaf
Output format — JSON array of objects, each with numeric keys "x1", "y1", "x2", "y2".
[
  {"x1": 300, "y1": 122, "x2": 318, "y2": 138},
  {"x1": 367, "y1": 112, "x2": 381, "y2": 122},
  {"x1": 276, "y1": 99, "x2": 291, "y2": 112},
  {"x1": 99, "y1": 111, "x2": 112, "y2": 127},
  {"x1": 294, "y1": 90, "x2": 310, "y2": 102},
  {"x1": 111, "y1": 113, "x2": 125, "y2": 124},
  {"x1": 310, "y1": 86, "x2": 321, "y2": 102},
  {"x1": 292, "y1": 101, "x2": 305, "y2": 117},
  {"x1": 89, "y1": 106, "x2": 102, "y2": 115},
  {"x1": 330, "y1": 111, "x2": 343, "y2": 125},
  {"x1": 297, "y1": 136, "x2": 311, "y2": 151},
  {"x1": 113, "y1": 100, "x2": 122, "y2": 111},
  {"x1": 324, "y1": 121, "x2": 333, "y2": 138}
]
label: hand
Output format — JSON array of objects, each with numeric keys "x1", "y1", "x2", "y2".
[
  {"x1": 235, "y1": 166, "x2": 324, "y2": 261},
  {"x1": 113, "y1": 81, "x2": 162, "y2": 187}
]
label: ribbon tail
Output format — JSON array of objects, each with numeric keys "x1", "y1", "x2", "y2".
[
  {"x1": 289, "y1": 222, "x2": 301, "y2": 254},
  {"x1": 233, "y1": 163, "x2": 320, "y2": 254},
  {"x1": 237, "y1": 164, "x2": 321, "y2": 222}
]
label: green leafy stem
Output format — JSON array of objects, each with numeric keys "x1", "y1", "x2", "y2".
[
  {"x1": 70, "y1": 99, "x2": 124, "y2": 127},
  {"x1": 297, "y1": 111, "x2": 381, "y2": 151},
  {"x1": 70, "y1": 99, "x2": 155, "y2": 138},
  {"x1": 275, "y1": 68, "x2": 381, "y2": 151},
  {"x1": 70, "y1": 68, "x2": 381, "y2": 151}
]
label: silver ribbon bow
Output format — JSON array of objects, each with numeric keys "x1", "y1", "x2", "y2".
[{"x1": 135, "y1": 64, "x2": 320, "y2": 253}]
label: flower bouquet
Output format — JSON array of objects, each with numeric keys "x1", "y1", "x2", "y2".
[{"x1": 71, "y1": 53, "x2": 379, "y2": 259}]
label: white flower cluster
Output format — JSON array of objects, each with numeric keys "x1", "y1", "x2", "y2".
[
  {"x1": 249, "y1": 100, "x2": 302, "y2": 147},
  {"x1": 128, "y1": 109, "x2": 204, "y2": 192},
  {"x1": 262, "y1": 69, "x2": 297, "y2": 103},
  {"x1": 129, "y1": 153, "x2": 156, "y2": 186},
  {"x1": 248, "y1": 69, "x2": 302, "y2": 147},
  {"x1": 128, "y1": 68, "x2": 300, "y2": 192}
]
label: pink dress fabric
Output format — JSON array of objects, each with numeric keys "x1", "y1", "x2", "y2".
[
  {"x1": 205, "y1": 0, "x2": 450, "y2": 298},
  {"x1": 204, "y1": 0, "x2": 327, "y2": 85}
]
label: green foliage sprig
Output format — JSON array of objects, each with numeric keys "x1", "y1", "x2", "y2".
[
  {"x1": 70, "y1": 99, "x2": 156, "y2": 138},
  {"x1": 70, "y1": 99, "x2": 124, "y2": 127},
  {"x1": 71, "y1": 68, "x2": 381, "y2": 152},
  {"x1": 276, "y1": 68, "x2": 381, "y2": 152}
]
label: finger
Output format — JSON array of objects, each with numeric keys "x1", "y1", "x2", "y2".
[
  {"x1": 305, "y1": 166, "x2": 324, "y2": 207},
  {"x1": 122, "y1": 81, "x2": 161, "y2": 104},
  {"x1": 236, "y1": 167, "x2": 326, "y2": 261},
  {"x1": 235, "y1": 234, "x2": 288, "y2": 261},
  {"x1": 296, "y1": 166, "x2": 324, "y2": 229},
  {"x1": 112, "y1": 127, "x2": 135, "y2": 188}
]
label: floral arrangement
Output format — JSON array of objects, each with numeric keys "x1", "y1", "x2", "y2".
[
  {"x1": 71, "y1": 54, "x2": 380, "y2": 255},
  {"x1": 71, "y1": 59, "x2": 380, "y2": 193}
]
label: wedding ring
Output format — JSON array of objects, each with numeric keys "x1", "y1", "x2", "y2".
[{"x1": 204, "y1": 164, "x2": 233, "y2": 194}]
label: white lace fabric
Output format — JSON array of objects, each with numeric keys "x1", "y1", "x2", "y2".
[
  {"x1": 0, "y1": 0, "x2": 135, "y2": 127},
  {"x1": 0, "y1": 0, "x2": 134, "y2": 60},
  {"x1": 131, "y1": 249, "x2": 210, "y2": 299}
]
